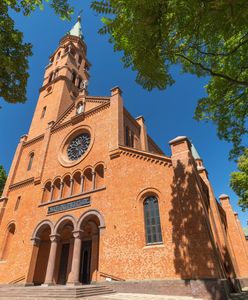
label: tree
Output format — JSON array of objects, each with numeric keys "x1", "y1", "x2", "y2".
[
  {"x1": 91, "y1": 0, "x2": 248, "y2": 159},
  {"x1": 230, "y1": 149, "x2": 248, "y2": 210},
  {"x1": 0, "y1": 165, "x2": 7, "y2": 196},
  {"x1": 0, "y1": 0, "x2": 72, "y2": 104}
]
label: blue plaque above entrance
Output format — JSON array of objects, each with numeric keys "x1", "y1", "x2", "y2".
[{"x1": 48, "y1": 197, "x2": 90, "y2": 214}]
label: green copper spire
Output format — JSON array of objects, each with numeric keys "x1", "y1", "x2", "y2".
[
  {"x1": 191, "y1": 143, "x2": 201, "y2": 160},
  {"x1": 69, "y1": 15, "x2": 83, "y2": 39}
]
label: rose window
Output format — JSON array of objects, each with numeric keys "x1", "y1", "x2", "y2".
[{"x1": 67, "y1": 133, "x2": 90, "y2": 161}]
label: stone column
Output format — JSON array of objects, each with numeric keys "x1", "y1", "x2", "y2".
[
  {"x1": 80, "y1": 175, "x2": 84, "y2": 193},
  {"x1": 69, "y1": 179, "x2": 74, "y2": 196},
  {"x1": 43, "y1": 234, "x2": 60, "y2": 286},
  {"x1": 90, "y1": 234, "x2": 99, "y2": 282},
  {"x1": 92, "y1": 171, "x2": 96, "y2": 190},
  {"x1": 67, "y1": 230, "x2": 83, "y2": 285},
  {"x1": 50, "y1": 185, "x2": 54, "y2": 202},
  {"x1": 26, "y1": 237, "x2": 41, "y2": 286},
  {"x1": 41, "y1": 187, "x2": 45, "y2": 203},
  {"x1": 59, "y1": 182, "x2": 64, "y2": 199}
]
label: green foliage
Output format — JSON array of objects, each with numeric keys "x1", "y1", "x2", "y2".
[
  {"x1": 91, "y1": 0, "x2": 248, "y2": 159},
  {"x1": 230, "y1": 149, "x2": 248, "y2": 211},
  {"x1": 0, "y1": 0, "x2": 72, "y2": 104},
  {"x1": 0, "y1": 165, "x2": 7, "y2": 196}
]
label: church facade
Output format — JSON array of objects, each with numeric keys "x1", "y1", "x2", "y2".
[{"x1": 0, "y1": 18, "x2": 248, "y2": 300}]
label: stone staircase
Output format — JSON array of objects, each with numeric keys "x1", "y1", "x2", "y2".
[
  {"x1": 0, "y1": 284, "x2": 115, "y2": 299},
  {"x1": 229, "y1": 291, "x2": 248, "y2": 300}
]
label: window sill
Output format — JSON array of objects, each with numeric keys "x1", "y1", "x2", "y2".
[
  {"x1": 143, "y1": 243, "x2": 164, "y2": 249},
  {"x1": 0, "y1": 260, "x2": 7, "y2": 264},
  {"x1": 39, "y1": 186, "x2": 106, "y2": 207}
]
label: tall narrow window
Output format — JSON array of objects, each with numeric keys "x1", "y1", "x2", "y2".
[
  {"x1": 125, "y1": 127, "x2": 134, "y2": 147},
  {"x1": 56, "y1": 51, "x2": 61, "y2": 60},
  {"x1": 78, "y1": 76, "x2": 82, "y2": 89},
  {"x1": 27, "y1": 153, "x2": 34, "y2": 171},
  {"x1": 130, "y1": 131, "x2": 134, "y2": 147},
  {"x1": 41, "y1": 106, "x2": 46, "y2": 119},
  {"x1": 72, "y1": 71, "x2": 77, "y2": 84},
  {"x1": 78, "y1": 55, "x2": 82, "y2": 65},
  {"x1": 144, "y1": 196, "x2": 162, "y2": 244},
  {"x1": 14, "y1": 196, "x2": 21, "y2": 211},
  {"x1": 48, "y1": 72, "x2": 53, "y2": 83},
  {"x1": 125, "y1": 127, "x2": 129, "y2": 146}
]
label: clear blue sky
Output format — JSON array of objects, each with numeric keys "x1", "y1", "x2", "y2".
[{"x1": 0, "y1": 2, "x2": 247, "y2": 227}]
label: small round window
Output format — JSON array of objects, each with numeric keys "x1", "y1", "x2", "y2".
[{"x1": 67, "y1": 133, "x2": 91, "y2": 161}]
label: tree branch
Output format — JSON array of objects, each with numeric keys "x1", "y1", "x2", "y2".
[{"x1": 176, "y1": 53, "x2": 248, "y2": 86}]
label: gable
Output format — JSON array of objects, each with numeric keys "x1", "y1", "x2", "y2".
[{"x1": 53, "y1": 96, "x2": 110, "y2": 129}]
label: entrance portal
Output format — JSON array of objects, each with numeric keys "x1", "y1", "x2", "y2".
[
  {"x1": 78, "y1": 217, "x2": 100, "y2": 284},
  {"x1": 80, "y1": 240, "x2": 92, "y2": 284},
  {"x1": 55, "y1": 221, "x2": 74, "y2": 285},
  {"x1": 58, "y1": 243, "x2": 70, "y2": 284}
]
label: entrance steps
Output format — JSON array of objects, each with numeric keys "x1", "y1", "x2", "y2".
[{"x1": 0, "y1": 284, "x2": 116, "y2": 299}]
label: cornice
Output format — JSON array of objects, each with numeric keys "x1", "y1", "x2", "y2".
[
  {"x1": 23, "y1": 134, "x2": 44, "y2": 148},
  {"x1": 123, "y1": 107, "x2": 141, "y2": 129},
  {"x1": 85, "y1": 96, "x2": 110, "y2": 102},
  {"x1": 110, "y1": 146, "x2": 172, "y2": 166},
  {"x1": 9, "y1": 177, "x2": 34, "y2": 190},
  {"x1": 147, "y1": 135, "x2": 164, "y2": 155}
]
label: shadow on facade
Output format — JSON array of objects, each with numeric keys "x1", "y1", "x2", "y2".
[{"x1": 169, "y1": 160, "x2": 230, "y2": 300}]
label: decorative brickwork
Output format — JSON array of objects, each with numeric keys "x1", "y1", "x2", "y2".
[{"x1": 0, "y1": 18, "x2": 247, "y2": 300}]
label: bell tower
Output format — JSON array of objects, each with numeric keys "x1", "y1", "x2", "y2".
[{"x1": 28, "y1": 16, "x2": 91, "y2": 140}]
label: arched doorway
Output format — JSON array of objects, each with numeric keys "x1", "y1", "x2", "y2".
[
  {"x1": 32, "y1": 224, "x2": 52, "y2": 285},
  {"x1": 78, "y1": 214, "x2": 101, "y2": 284},
  {"x1": 55, "y1": 219, "x2": 75, "y2": 285}
]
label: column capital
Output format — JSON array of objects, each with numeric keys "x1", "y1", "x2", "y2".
[
  {"x1": 72, "y1": 230, "x2": 83, "y2": 239},
  {"x1": 31, "y1": 237, "x2": 41, "y2": 246},
  {"x1": 49, "y1": 234, "x2": 60, "y2": 242}
]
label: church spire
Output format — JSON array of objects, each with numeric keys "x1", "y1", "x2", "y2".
[{"x1": 69, "y1": 15, "x2": 83, "y2": 39}]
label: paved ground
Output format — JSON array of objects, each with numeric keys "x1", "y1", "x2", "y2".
[{"x1": 87, "y1": 293, "x2": 202, "y2": 300}]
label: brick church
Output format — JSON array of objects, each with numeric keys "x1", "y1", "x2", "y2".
[{"x1": 0, "y1": 17, "x2": 247, "y2": 299}]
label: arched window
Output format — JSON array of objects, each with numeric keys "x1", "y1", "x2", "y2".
[
  {"x1": 27, "y1": 153, "x2": 34, "y2": 171},
  {"x1": 42, "y1": 181, "x2": 52, "y2": 203},
  {"x1": 52, "y1": 178, "x2": 61, "y2": 200},
  {"x1": 1, "y1": 223, "x2": 16, "y2": 260},
  {"x1": 95, "y1": 164, "x2": 104, "y2": 189},
  {"x1": 64, "y1": 46, "x2": 69, "y2": 54},
  {"x1": 48, "y1": 72, "x2": 53, "y2": 83},
  {"x1": 41, "y1": 106, "x2": 46, "y2": 119},
  {"x1": 54, "y1": 69, "x2": 59, "y2": 79},
  {"x1": 72, "y1": 172, "x2": 81, "y2": 195},
  {"x1": 78, "y1": 55, "x2": 82, "y2": 65},
  {"x1": 70, "y1": 48, "x2": 76, "y2": 57},
  {"x1": 83, "y1": 168, "x2": 93, "y2": 191},
  {"x1": 72, "y1": 71, "x2": 77, "y2": 84},
  {"x1": 56, "y1": 51, "x2": 61, "y2": 60},
  {"x1": 77, "y1": 76, "x2": 82, "y2": 89},
  {"x1": 144, "y1": 196, "x2": 162, "y2": 244}
]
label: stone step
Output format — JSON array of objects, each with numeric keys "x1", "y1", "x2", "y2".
[
  {"x1": 228, "y1": 291, "x2": 248, "y2": 300},
  {"x1": 0, "y1": 285, "x2": 115, "y2": 299}
]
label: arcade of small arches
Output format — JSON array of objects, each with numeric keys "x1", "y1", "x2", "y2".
[
  {"x1": 27, "y1": 210, "x2": 105, "y2": 286},
  {"x1": 42, "y1": 164, "x2": 104, "y2": 203}
]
